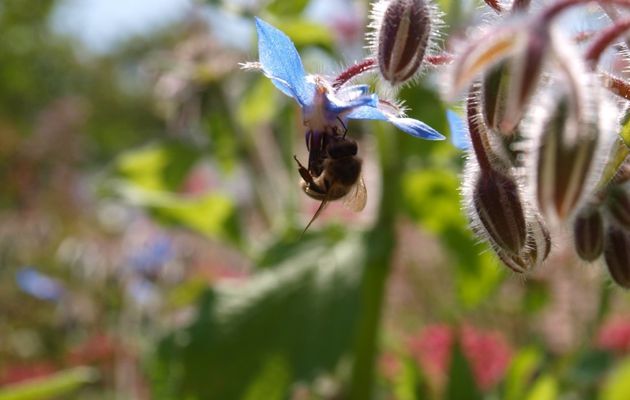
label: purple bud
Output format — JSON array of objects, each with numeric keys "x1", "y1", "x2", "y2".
[
  {"x1": 604, "y1": 225, "x2": 630, "y2": 289},
  {"x1": 495, "y1": 214, "x2": 551, "y2": 273},
  {"x1": 482, "y1": 62, "x2": 510, "y2": 134},
  {"x1": 607, "y1": 187, "x2": 630, "y2": 229},
  {"x1": 531, "y1": 213, "x2": 552, "y2": 262},
  {"x1": 496, "y1": 249, "x2": 531, "y2": 273},
  {"x1": 474, "y1": 170, "x2": 527, "y2": 255},
  {"x1": 573, "y1": 206, "x2": 604, "y2": 262},
  {"x1": 374, "y1": 0, "x2": 432, "y2": 86},
  {"x1": 535, "y1": 94, "x2": 599, "y2": 223}
]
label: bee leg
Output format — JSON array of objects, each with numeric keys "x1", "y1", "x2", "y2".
[
  {"x1": 293, "y1": 155, "x2": 316, "y2": 186},
  {"x1": 336, "y1": 116, "x2": 348, "y2": 138}
]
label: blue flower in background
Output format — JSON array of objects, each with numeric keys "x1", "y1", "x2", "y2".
[
  {"x1": 446, "y1": 109, "x2": 471, "y2": 150},
  {"x1": 242, "y1": 18, "x2": 444, "y2": 162},
  {"x1": 16, "y1": 267, "x2": 65, "y2": 302},
  {"x1": 128, "y1": 234, "x2": 173, "y2": 277}
]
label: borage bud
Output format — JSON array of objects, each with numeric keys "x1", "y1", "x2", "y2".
[
  {"x1": 607, "y1": 187, "x2": 630, "y2": 229},
  {"x1": 449, "y1": 22, "x2": 550, "y2": 134},
  {"x1": 573, "y1": 206, "x2": 604, "y2": 262},
  {"x1": 496, "y1": 215, "x2": 551, "y2": 273},
  {"x1": 534, "y1": 89, "x2": 599, "y2": 223},
  {"x1": 604, "y1": 225, "x2": 630, "y2": 289},
  {"x1": 371, "y1": 0, "x2": 435, "y2": 86},
  {"x1": 473, "y1": 169, "x2": 527, "y2": 255}
]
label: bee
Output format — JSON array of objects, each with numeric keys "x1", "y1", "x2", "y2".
[{"x1": 294, "y1": 134, "x2": 367, "y2": 232}]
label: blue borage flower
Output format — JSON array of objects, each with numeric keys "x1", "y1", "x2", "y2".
[{"x1": 242, "y1": 18, "x2": 444, "y2": 158}]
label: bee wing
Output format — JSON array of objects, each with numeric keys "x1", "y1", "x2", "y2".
[{"x1": 342, "y1": 176, "x2": 367, "y2": 212}]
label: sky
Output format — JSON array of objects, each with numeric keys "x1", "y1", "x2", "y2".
[{"x1": 51, "y1": 0, "x2": 194, "y2": 53}]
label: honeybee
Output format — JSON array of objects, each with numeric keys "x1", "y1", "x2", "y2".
[{"x1": 294, "y1": 134, "x2": 367, "y2": 232}]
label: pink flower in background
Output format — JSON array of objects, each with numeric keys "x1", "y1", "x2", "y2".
[
  {"x1": 0, "y1": 362, "x2": 57, "y2": 385},
  {"x1": 407, "y1": 324, "x2": 513, "y2": 391},
  {"x1": 596, "y1": 317, "x2": 630, "y2": 354},
  {"x1": 460, "y1": 325, "x2": 513, "y2": 390},
  {"x1": 378, "y1": 351, "x2": 402, "y2": 381},
  {"x1": 407, "y1": 324, "x2": 452, "y2": 385}
]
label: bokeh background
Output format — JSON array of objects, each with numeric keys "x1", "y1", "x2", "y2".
[{"x1": 1, "y1": 0, "x2": 630, "y2": 399}]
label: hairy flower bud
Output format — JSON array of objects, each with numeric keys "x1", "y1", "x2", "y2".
[
  {"x1": 535, "y1": 92, "x2": 599, "y2": 223},
  {"x1": 604, "y1": 226, "x2": 630, "y2": 289},
  {"x1": 474, "y1": 170, "x2": 527, "y2": 255},
  {"x1": 573, "y1": 206, "x2": 604, "y2": 262},
  {"x1": 607, "y1": 187, "x2": 630, "y2": 229},
  {"x1": 494, "y1": 214, "x2": 551, "y2": 273},
  {"x1": 373, "y1": 0, "x2": 432, "y2": 86},
  {"x1": 482, "y1": 62, "x2": 510, "y2": 134}
]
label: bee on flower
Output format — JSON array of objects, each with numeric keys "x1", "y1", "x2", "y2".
[{"x1": 242, "y1": 16, "x2": 443, "y2": 229}]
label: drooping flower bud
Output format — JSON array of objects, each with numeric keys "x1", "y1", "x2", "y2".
[
  {"x1": 494, "y1": 214, "x2": 551, "y2": 273},
  {"x1": 607, "y1": 186, "x2": 630, "y2": 229},
  {"x1": 482, "y1": 62, "x2": 510, "y2": 134},
  {"x1": 534, "y1": 88, "x2": 600, "y2": 223},
  {"x1": 371, "y1": 0, "x2": 434, "y2": 86},
  {"x1": 604, "y1": 225, "x2": 630, "y2": 289},
  {"x1": 531, "y1": 213, "x2": 552, "y2": 262},
  {"x1": 573, "y1": 206, "x2": 604, "y2": 262},
  {"x1": 473, "y1": 170, "x2": 527, "y2": 255},
  {"x1": 449, "y1": 21, "x2": 550, "y2": 134}
]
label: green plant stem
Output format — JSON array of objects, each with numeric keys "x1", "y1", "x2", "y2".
[{"x1": 349, "y1": 125, "x2": 401, "y2": 399}]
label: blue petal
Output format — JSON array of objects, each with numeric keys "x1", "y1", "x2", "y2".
[
  {"x1": 326, "y1": 93, "x2": 378, "y2": 116},
  {"x1": 391, "y1": 118, "x2": 445, "y2": 140},
  {"x1": 336, "y1": 84, "x2": 371, "y2": 99},
  {"x1": 345, "y1": 105, "x2": 388, "y2": 121},
  {"x1": 255, "y1": 18, "x2": 314, "y2": 106},
  {"x1": 446, "y1": 110, "x2": 471, "y2": 150},
  {"x1": 346, "y1": 106, "x2": 445, "y2": 140},
  {"x1": 16, "y1": 267, "x2": 64, "y2": 301}
]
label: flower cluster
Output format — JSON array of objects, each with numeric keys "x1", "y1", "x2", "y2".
[{"x1": 447, "y1": 0, "x2": 630, "y2": 286}]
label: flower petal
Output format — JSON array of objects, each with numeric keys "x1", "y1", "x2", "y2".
[
  {"x1": 446, "y1": 109, "x2": 471, "y2": 149},
  {"x1": 391, "y1": 118, "x2": 445, "y2": 140},
  {"x1": 336, "y1": 84, "x2": 371, "y2": 100},
  {"x1": 327, "y1": 93, "x2": 378, "y2": 116},
  {"x1": 346, "y1": 106, "x2": 444, "y2": 140},
  {"x1": 255, "y1": 18, "x2": 314, "y2": 106},
  {"x1": 450, "y1": 27, "x2": 519, "y2": 96}
]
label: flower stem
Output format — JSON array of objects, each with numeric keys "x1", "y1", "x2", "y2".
[
  {"x1": 349, "y1": 124, "x2": 400, "y2": 400},
  {"x1": 584, "y1": 18, "x2": 630, "y2": 68},
  {"x1": 333, "y1": 58, "x2": 377, "y2": 89}
]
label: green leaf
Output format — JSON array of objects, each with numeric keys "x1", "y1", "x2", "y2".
[
  {"x1": 503, "y1": 347, "x2": 543, "y2": 400},
  {"x1": 267, "y1": 0, "x2": 310, "y2": 16},
  {"x1": 0, "y1": 367, "x2": 98, "y2": 400},
  {"x1": 619, "y1": 108, "x2": 630, "y2": 149},
  {"x1": 600, "y1": 357, "x2": 630, "y2": 400},
  {"x1": 114, "y1": 182, "x2": 240, "y2": 244},
  {"x1": 445, "y1": 338, "x2": 483, "y2": 400},
  {"x1": 401, "y1": 169, "x2": 465, "y2": 235},
  {"x1": 568, "y1": 350, "x2": 613, "y2": 387},
  {"x1": 116, "y1": 141, "x2": 201, "y2": 191},
  {"x1": 524, "y1": 374, "x2": 557, "y2": 400},
  {"x1": 391, "y1": 356, "x2": 427, "y2": 400},
  {"x1": 149, "y1": 232, "x2": 367, "y2": 399},
  {"x1": 242, "y1": 354, "x2": 291, "y2": 400},
  {"x1": 237, "y1": 77, "x2": 278, "y2": 129},
  {"x1": 273, "y1": 20, "x2": 333, "y2": 48},
  {"x1": 522, "y1": 280, "x2": 550, "y2": 314}
]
